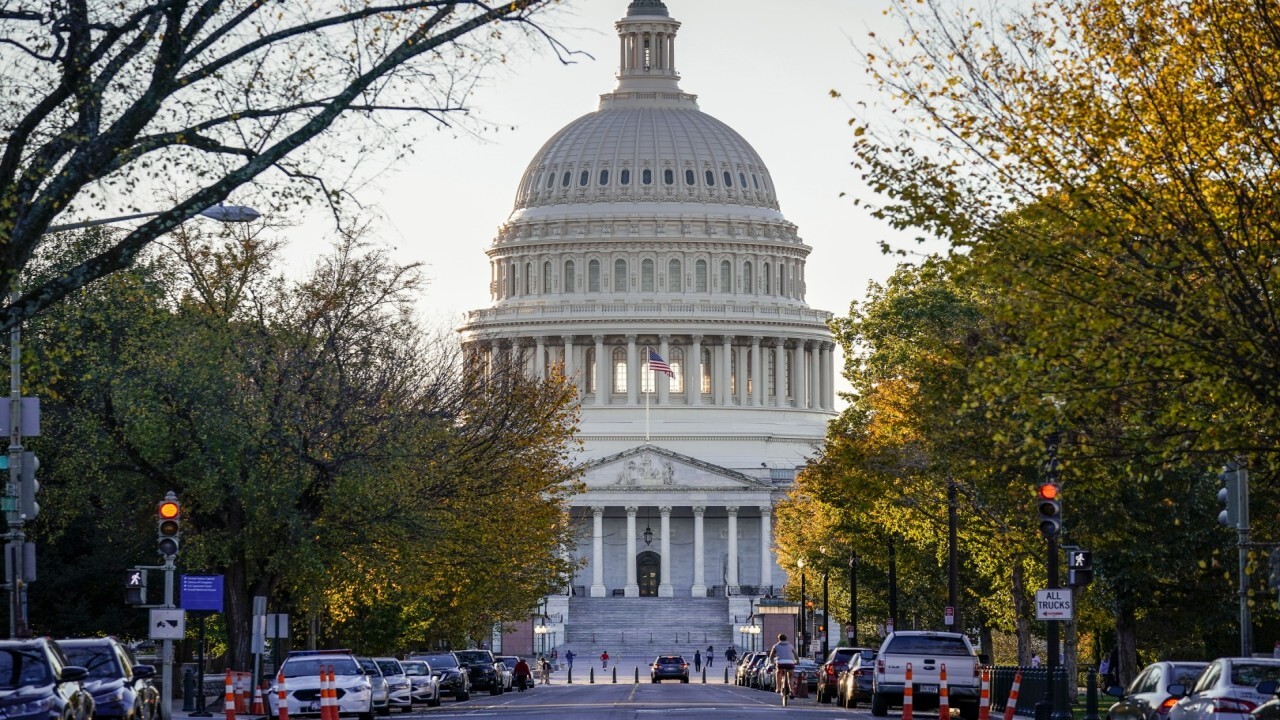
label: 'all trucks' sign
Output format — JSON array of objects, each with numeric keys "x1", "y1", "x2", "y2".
[{"x1": 1035, "y1": 589, "x2": 1074, "y2": 620}]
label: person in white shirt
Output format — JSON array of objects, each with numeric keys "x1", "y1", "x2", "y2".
[{"x1": 768, "y1": 634, "x2": 798, "y2": 697}]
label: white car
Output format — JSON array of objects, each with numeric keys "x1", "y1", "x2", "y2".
[
  {"x1": 399, "y1": 660, "x2": 441, "y2": 707},
  {"x1": 1169, "y1": 658, "x2": 1280, "y2": 720},
  {"x1": 372, "y1": 658, "x2": 413, "y2": 712},
  {"x1": 266, "y1": 651, "x2": 375, "y2": 720}
]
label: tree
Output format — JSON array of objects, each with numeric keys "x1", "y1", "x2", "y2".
[{"x1": 0, "y1": 0, "x2": 570, "y2": 330}]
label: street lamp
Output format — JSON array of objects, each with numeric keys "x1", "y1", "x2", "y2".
[
  {"x1": 44, "y1": 203, "x2": 261, "y2": 233},
  {"x1": 797, "y1": 557, "x2": 806, "y2": 658},
  {"x1": 535, "y1": 624, "x2": 548, "y2": 659}
]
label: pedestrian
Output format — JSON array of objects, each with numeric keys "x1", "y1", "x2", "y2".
[
  {"x1": 694, "y1": 650, "x2": 702, "y2": 672},
  {"x1": 513, "y1": 657, "x2": 531, "y2": 691},
  {"x1": 539, "y1": 656, "x2": 551, "y2": 684},
  {"x1": 707, "y1": 645, "x2": 714, "y2": 668},
  {"x1": 551, "y1": 648, "x2": 558, "y2": 668},
  {"x1": 1031, "y1": 653, "x2": 1041, "y2": 668},
  {"x1": 726, "y1": 647, "x2": 737, "y2": 664},
  {"x1": 601, "y1": 650, "x2": 609, "y2": 669},
  {"x1": 565, "y1": 650, "x2": 575, "y2": 670}
]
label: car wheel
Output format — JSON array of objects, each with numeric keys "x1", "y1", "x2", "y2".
[
  {"x1": 682, "y1": 678, "x2": 689, "y2": 684},
  {"x1": 360, "y1": 703, "x2": 374, "y2": 720},
  {"x1": 871, "y1": 692, "x2": 890, "y2": 717},
  {"x1": 457, "y1": 689, "x2": 470, "y2": 702},
  {"x1": 376, "y1": 703, "x2": 390, "y2": 717}
]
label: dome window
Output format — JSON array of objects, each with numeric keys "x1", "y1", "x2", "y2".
[
  {"x1": 614, "y1": 259, "x2": 627, "y2": 291},
  {"x1": 643, "y1": 168, "x2": 653, "y2": 185},
  {"x1": 670, "y1": 348, "x2": 685, "y2": 394},
  {"x1": 579, "y1": 170, "x2": 590, "y2": 187},
  {"x1": 585, "y1": 348, "x2": 596, "y2": 393},
  {"x1": 739, "y1": 172, "x2": 748, "y2": 188},
  {"x1": 695, "y1": 260, "x2": 708, "y2": 292},
  {"x1": 621, "y1": 169, "x2": 631, "y2": 186},
  {"x1": 588, "y1": 259, "x2": 601, "y2": 292},
  {"x1": 546, "y1": 172, "x2": 556, "y2": 189},
  {"x1": 685, "y1": 169, "x2": 695, "y2": 186},
  {"x1": 641, "y1": 259, "x2": 655, "y2": 291},
  {"x1": 612, "y1": 347, "x2": 628, "y2": 394},
  {"x1": 700, "y1": 348, "x2": 713, "y2": 394},
  {"x1": 562, "y1": 171, "x2": 572, "y2": 188},
  {"x1": 724, "y1": 171, "x2": 733, "y2": 187},
  {"x1": 543, "y1": 261, "x2": 552, "y2": 294},
  {"x1": 704, "y1": 170, "x2": 715, "y2": 186},
  {"x1": 668, "y1": 259, "x2": 682, "y2": 291},
  {"x1": 564, "y1": 260, "x2": 576, "y2": 293},
  {"x1": 719, "y1": 260, "x2": 731, "y2": 293},
  {"x1": 663, "y1": 169, "x2": 673, "y2": 185},
  {"x1": 743, "y1": 261, "x2": 754, "y2": 294},
  {"x1": 762, "y1": 263, "x2": 771, "y2": 295},
  {"x1": 599, "y1": 169, "x2": 609, "y2": 186}
]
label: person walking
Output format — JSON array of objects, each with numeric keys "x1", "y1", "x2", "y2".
[
  {"x1": 726, "y1": 647, "x2": 737, "y2": 664},
  {"x1": 1031, "y1": 653, "x2": 1041, "y2": 668},
  {"x1": 565, "y1": 650, "x2": 575, "y2": 670},
  {"x1": 513, "y1": 658, "x2": 531, "y2": 691},
  {"x1": 694, "y1": 650, "x2": 702, "y2": 672},
  {"x1": 707, "y1": 645, "x2": 714, "y2": 668},
  {"x1": 601, "y1": 650, "x2": 609, "y2": 669},
  {"x1": 539, "y1": 656, "x2": 551, "y2": 684}
]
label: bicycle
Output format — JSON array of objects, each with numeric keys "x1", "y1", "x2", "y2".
[{"x1": 776, "y1": 663, "x2": 795, "y2": 707}]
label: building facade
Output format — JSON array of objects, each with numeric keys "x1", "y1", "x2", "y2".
[{"x1": 458, "y1": 0, "x2": 832, "y2": 656}]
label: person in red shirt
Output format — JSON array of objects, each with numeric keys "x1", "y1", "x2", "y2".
[
  {"x1": 513, "y1": 658, "x2": 531, "y2": 691},
  {"x1": 601, "y1": 650, "x2": 609, "y2": 669}
]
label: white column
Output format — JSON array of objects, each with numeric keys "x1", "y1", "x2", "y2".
[
  {"x1": 736, "y1": 345, "x2": 749, "y2": 406},
  {"x1": 809, "y1": 340, "x2": 821, "y2": 410},
  {"x1": 595, "y1": 334, "x2": 607, "y2": 406},
  {"x1": 659, "y1": 506, "x2": 673, "y2": 597},
  {"x1": 720, "y1": 336, "x2": 732, "y2": 406},
  {"x1": 727, "y1": 506, "x2": 739, "y2": 589},
  {"x1": 751, "y1": 336, "x2": 763, "y2": 407},
  {"x1": 535, "y1": 337, "x2": 546, "y2": 380},
  {"x1": 688, "y1": 335, "x2": 703, "y2": 405},
  {"x1": 591, "y1": 507, "x2": 606, "y2": 597},
  {"x1": 658, "y1": 335, "x2": 670, "y2": 405},
  {"x1": 562, "y1": 335, "x2": 575, "y2": 383},
  {"x1": 773, "y1": 339, "x2": 785, "y2": 407},
  {"x1": 823, "y1": 342, "x2": 835, "y2": 410},
  {"x1": 692, "y1": 506, "x2": 706, "y2": 597},
  {"x1": 760, "y1": 507, "x2": 774, "y2": 591},
  {"x1": 626, "y1": 506, "x2": 639, "y2": 597},
  {"x1": 790, "y1": 341, "x2": 803, "y2": 408},
  {"x1": 626, "y1": 334, "x2": 639, "y2": 405},
  {"x1": 796, "y1": 339, "x2": 808, "y2": 409}
]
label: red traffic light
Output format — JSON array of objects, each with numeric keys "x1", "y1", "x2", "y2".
[
  {"x1": 1037, "y1": 484, "x2": 1059, "y2": 501},
  {"x1": 158, "y1": 500, "x2": 180, "y2": 519}
]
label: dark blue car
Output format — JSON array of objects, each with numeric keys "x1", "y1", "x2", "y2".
[
  {"x1": 0, "y1": 638, "x2": 94, "y2": 720},
  {"x1": 58, "y1": 638, "x2": 159, "y2": 720}
]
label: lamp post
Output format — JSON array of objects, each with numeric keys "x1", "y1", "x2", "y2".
[
  {"x1": 6, "y1": 202, "x2": 260, "y2": 641},
  {"x1": 822, "y1": 567, "x2": 830, "y2": 660},
  {"x1": 797, "y1": 558, "x2": 807, "y2": 658},
  {"x1": 948, "y1": 478, "x2": 960, "y2": 630},
  {"x1": 849, "y1": 552, "x2": 859, "y2": 646},
  {"x1": 535, "y1": 624, "x2": 548, "y2": 659}
]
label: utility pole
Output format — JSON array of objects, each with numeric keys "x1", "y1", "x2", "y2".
[
  {"x1": 822, "y1": 570, "x2": 830, "y2": 660},
  {"x1": 888, "y1": 539, "x2": 898, "y2": 630},
  {"x1": 6, "y1": 290, "x2": 28, "y2": 639},
  {"x1": 848, "y1": 552, "x2": 858, "y2": 646},
  {"x1": 948, "y1": 479, "x2": 959, "y2": 630},
  {"x1": 1236, "y1": 464, "x2": 1251, "y2": 656}
]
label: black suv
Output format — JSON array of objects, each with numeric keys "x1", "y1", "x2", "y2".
[
  {"x1": 452, "y1": 650, "x2": 503, "y2": 696},
  {"x1": 408, "y1": 653, "x2": 469, "y2": 702},
  {"x1": 0, "y1": 638, "x2": 95, "y2": 720},
  {"x1": 58, "y1": 638, "x2": 159, "y2": 720}
]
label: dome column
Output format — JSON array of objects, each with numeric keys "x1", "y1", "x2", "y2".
[
  {"x1": 658, "y1": 335, "x2": 670, "y2": 405},
  {"x1": 625, "y1": 506, "x2": 639, "y2": 597},
  {"x1": 760, "y1": 507, "x2": 774, "y2": 591},
  {"x1": 658, "y1": 506, "x2": 673, "y2": 597},
  {"x1": 736, "y1": 345, "x2": 749, "y2": 406},
  {"x1": 809, "y1": 341, "x2": 821, "y2": 410},
  {"x1": 726, "y1": 506, "x2": 740, "y2": 590},
  {"x1": 626, "y1": 335, "x2": 639, "y2": 405},
  {"x1": 562, "y1": 335, "x2": 575, "y2": 382},
  {"x1": 795, "y1": 339, "x2": 808, "y2": 408},
  {"x1": 594, "y1": 335, "x2": 608, "y2": 406},
  {"x1": 751, "y1": 337, "x2": 763, "y2": 407},
  {"x1": 791, "y1": 340, "x2": 803, "y2": 408},
  {"x1": 773, "y1": 338, "x2": 785, "y2": 408},
  {"x1": 823, "y1": 342, "x2": 835, "y2": 410},
  {"x1": 591, "y1": 507, "x2": 606, "y2": 598},
  {"x1": 691, "y1": 506, "x2": 706, "y2": 597},
  {"x1": 720, "y1": 336, "x2": 732, "y2": 406},
  {"x1": 687, "y1": 335, "x2": 703, "y2": 405},
  {"x1": 535, "y1": 337, "x2": 546, "y2": 380}
]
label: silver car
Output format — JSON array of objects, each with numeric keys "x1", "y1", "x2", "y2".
[
  {"x1": 399, "y1": 659, "x2": 441, "y2": 707},
  {"x1": 1169, "y1": 658, "x2": 1280, "y2": 720},
  {"x1": 356, "y1": 657, "x2": 391, "y2": 716},
  {"x1": 1108, "y1": 662, "x2": 1208, "y2": 720},
  {"x1": 372, "y1": 658, "x2": 412, "y2": 712}
]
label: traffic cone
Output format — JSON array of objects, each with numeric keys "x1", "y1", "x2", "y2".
[
  {"x1": 940, "y1": 664, "x2": 950, "y2": 719},
  {"x1": 326, "y1": 667, "x2": 338, "y2": 720},
  {"x1": 979, "y1": 668, "x2": 991, "y2": 720},
  {"x1": 1003, "y1": 670, "x2": 1023, "y2": 720},
  {"x1": 225, "y1": 671, "x2": 237, "y2": 720},
  {"x1": 903, "y1": 663, "x2": 914, "y2": 720},
  {"x1": 252, "y1": 682, "x2": 264, "y2": 715},
  {"x1": 276, "y1": 671, "x2": 289, "y2": 720},
  {"x1": 321, "y1": 667, "x2": 335, "y2": 720}
]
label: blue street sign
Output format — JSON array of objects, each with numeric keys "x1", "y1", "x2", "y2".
[{"x1": 180, "y1": 574, "x2": 224, "y2": 612}]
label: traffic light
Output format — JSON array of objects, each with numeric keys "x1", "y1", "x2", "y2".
[
  {"x1": 1218, "y1": 463, "x2": 1241, "y2": 528},
  {"x1": 1068, "y1": 549, "x2": 1093, "y2": 586},
  {"x1": 1037, "y1": 482, "x2": 1062, "y2": 538},
  {"x1": 18, "y1": 451, "x2": 39, "y2": 520},
  {"x1": 124, "y1": 568, "x2": 147, "y2": 605},
  {"x1": 156, "y1": 492, "x2": 180, "y2": 557}
]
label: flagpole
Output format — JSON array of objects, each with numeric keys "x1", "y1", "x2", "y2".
[{"x1": 645, "y1": 372, "x2": 651, "y2": 442}]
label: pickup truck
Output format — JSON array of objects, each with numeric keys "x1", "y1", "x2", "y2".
[{"x1": 870, "y1": 631, "x2": 986, "y2": 719}]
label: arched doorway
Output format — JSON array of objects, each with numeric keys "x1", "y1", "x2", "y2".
[{"x1": 637, "y1": 551, "x2": 660, "y2": 597}]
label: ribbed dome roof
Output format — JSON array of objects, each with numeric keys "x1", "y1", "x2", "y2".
[{"x1": 511, "y1": 105, "x2": 779, "y2": 213}]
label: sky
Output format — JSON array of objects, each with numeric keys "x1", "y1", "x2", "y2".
[{"x1": 281, "y1": 0, "x2": 919, "y2": 332}]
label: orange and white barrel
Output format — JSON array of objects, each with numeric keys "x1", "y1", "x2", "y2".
[
  {"x1": 1003, "y1": 669, "x2": 1023, "y2": 720},
  {"x1": 979, "y1": 668, "x2": 991, "y2": 720},
  {"x1": 939, "y1": 664, "x2": 950, "y2": 719},
  {"x1": 276, "y1": 671, "x2": 289, "y2": 720},
  {"x1": 903, "y1": 662, "x2": 914, "y2": 720}
]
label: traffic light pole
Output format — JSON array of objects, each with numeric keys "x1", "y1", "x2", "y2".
[
  {"x1": 1236, "y1": 465, "x2": 1251, "y2": 657},
  {"x1": 6, "y1": 294, "x2": 28, "y2": 639},
  {"x1": 163, "y1": 555, "x2": 175, "y2": 715}
]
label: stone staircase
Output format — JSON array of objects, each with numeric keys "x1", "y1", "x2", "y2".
[{"x1": 562, "y1": 597, "x2": 735, "y2": 663}]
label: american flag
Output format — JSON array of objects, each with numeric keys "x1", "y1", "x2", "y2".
[{"x1": 647, "y1": 349, "x2": 674, "y2": 378}]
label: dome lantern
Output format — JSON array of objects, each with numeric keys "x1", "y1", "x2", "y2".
[{"x1": 613, "y1": 0, "x2": 683, "y2": 97}]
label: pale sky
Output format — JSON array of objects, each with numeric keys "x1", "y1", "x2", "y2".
[{"x1": 283, "y1": 0, "x2": 917, "y2": 334}]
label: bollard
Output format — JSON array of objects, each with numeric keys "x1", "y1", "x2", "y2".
[
  {"x1": 1085, "y1": 669, "x2": 1101, "y2": 720},
  {"x1": 702, "y1": 667, "x2": 707, "y2": 684},
  {"x1": 903, "y1": 663, "x2": 914, "y2": 720},
  {"x1": 635, "y1": 667, "x2": 640, "y2": 684},
  {"x1": 276, "y1": 671, "x2": 288, "y2": 720},
  {"x1": 568, "y1": 668, "x2": 573, "y2": 685},
  {"x1": 183, "y1": 667, "x2": 197, "y2": 712},
  {"x1": 1004, "y1": 670, "x2": 1023, "y2": 720},
  {"x1": 724, "y1": 667, "x2": 730, "y2": 684},
  {"x1": 940, "y1": 664, "x2": 950, "y2": 719},
  {"x1": 979, "y1": 668, "x2": 991, "y2": 720},
  {"x1": 225, "y1": 671, "x2": 237, "y2": 720},
  {"x1": 612, "y1": 666, "x2": 617, "y2": 684},
  {"x1": 590, "y1": 667, "x2": 595, "y2": 684}
]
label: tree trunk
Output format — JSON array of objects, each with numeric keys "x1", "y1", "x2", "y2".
[
  {"x1": 227, "y1": 562, "x2": 252, "y2": 671},
  {"x1": 979, "y1": 624, "x2": 995, "y2": 664},
  {"x1": 1012, "y1": 557, "x2": 1032, "y2": 665},
  {"x1": 1116, "y1": 607, "x2": 1139, "y2": 689}
]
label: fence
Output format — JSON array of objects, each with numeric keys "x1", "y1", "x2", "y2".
[{"x1": 987, "y1": 666, "x2": 1087, "y2": 717}]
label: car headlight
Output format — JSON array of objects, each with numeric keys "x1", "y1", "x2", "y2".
[
  {"x1": 389, "y1": 682, "x2": 408, "y2": 691},
  {"x1": 6, "y1": 697, "x2": 55, "y2": 716}
]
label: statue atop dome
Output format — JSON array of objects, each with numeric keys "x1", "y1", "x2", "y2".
[{"x1": 627, "y1": 0, "x2": 670, "y2": 17}]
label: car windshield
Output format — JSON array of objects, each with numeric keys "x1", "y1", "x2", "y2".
[
  {"x1": 61, "y1": 646, "x2": 122, "y2": 681},
  {"x1": 416, "y1": 655, "x2": 457, "y2": 670},
  {"x1": 828, "y1": 648, "x2": 857, "y2": 663},
  {"x1": 453, "y1": 652, "x2": 491, "y2": 665},
  {"x1": 282, "y1": 658, "x2": 361, "y2": 678},
  {"x1": 374, "y1": 660, "x2": 401, "y2": 677},
  {"x1": 497, "y1": 658, "x2": 518, "y2": 669},
  {"x1": 656, "y1": 656, "x2": 684, "y2": 664},
  {"x1": 401, "y1": 661, "x2": 428, "y2": 676},
  {"x1": 1170, "y1": 664, "x2": 1208, "y2": 687},
  {"x1": 0, "y1": 648, "x2": 52, "y2": 688},
  {"x1": 1231, "y1": 663, "x2": 1280, "y2": 686},
  {"x1": 886, "y1": 636, "x2": 972, "y2": 656},
  {"x1": 357, "y1": 659, "x2": 380, "y2": 675}
]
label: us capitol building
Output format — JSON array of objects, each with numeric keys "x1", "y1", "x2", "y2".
[{"x1": 458, "y1": 0, "x2": 835, "y2": 658}]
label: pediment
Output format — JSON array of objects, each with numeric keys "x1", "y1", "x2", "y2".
[{"x1": 580, "y1": 444, "x2": 773, "y2": 491}]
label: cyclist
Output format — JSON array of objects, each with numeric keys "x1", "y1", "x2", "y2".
[{"x1": 767, "y1": 633, "x2": 797, "y2": 700}]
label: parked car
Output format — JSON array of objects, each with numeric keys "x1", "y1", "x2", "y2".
[
  {"x1": 371, "y1": 658, "x2": 412, "y2": 712},
  {"x1": 496, "y1": 657, "x2": 533, "y2": 690},
  {"x1": 355, "y1": 657, "x2": 391, "y2": 716},
  {"x1": 1169, "y1": 658, "x2": 1280, "y2": 720},
  {"x1": 265, "y1": 650, "x2": 376, "y2": 720},
  {"x1": 761, "y1": 658, "x2": 819, "y2": 693},
  {"x1": 408, "y1": 652, "x2": 469, "y2": 702},
  {"x1": 650, "y1": 655, "x2": 690, "y2": 683},
  {"x1": 0, "y1": 638, "x2": 94, "y2": 720},
  {"x1": 397, "y1": 660, "x2": 440, "y2": 708},
  {"x1": 735, "y1": 653, "x2": 762, "y2": 686},
  {"x1": 745, "y1": 653, "x2": 770, "y2": 688},
  {"x1": 817, "y1": 646, "x2": 876, "y2": 704},
  {"x1": 452, "y1": 650, "x2": 504, "y2": 696},
  {"x1": 58, "y1": 637, "x2": 160, "y2": 720},
  {"x1": 871, "y1": 631, "x2": 984, "y2": 719},
  {"x1": 1251, "y1": 681, "x2": 1280, "y2": 720},
  {"x1": 836, "y1": 648, "x2": 879, "y2": 708},
  {"x1": 1107, "y1": 662, "x2": 1209, "y2": 720}
]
